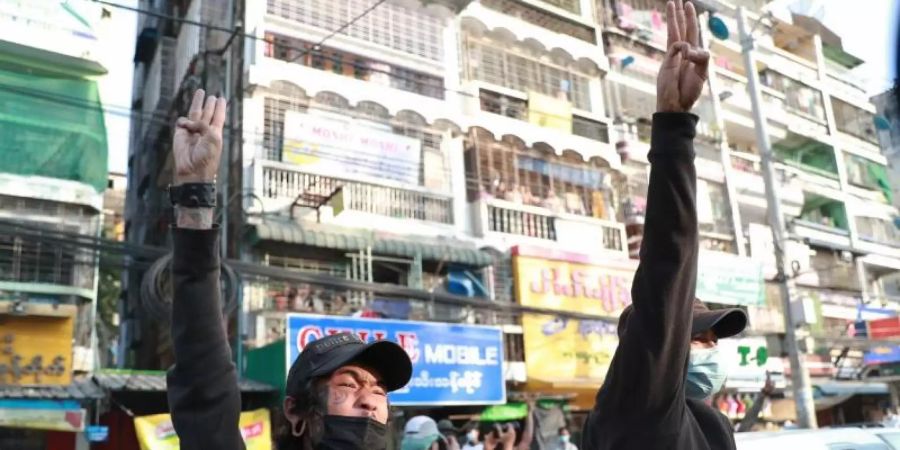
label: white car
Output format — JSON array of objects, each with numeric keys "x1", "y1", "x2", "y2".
[{"x1": 736, "y1": 428, "x2": 900, "y2": 450}]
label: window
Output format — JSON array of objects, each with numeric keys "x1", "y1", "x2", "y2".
[
  {"x1": 572, "y1": 116, "x2": 609, "y2": 142},
  {"x1": 464, "y1": 37, "x2": 593, "y2": 111},
  {"x1": 832, "y1": 97, "x2": 878, "y2": 144},
  {"x1": 265, "y1": 32, "x2": 445, "y2": 99},
  {"x1": 760, "y1": 70, "x2": 825, "y2": 121},
  {"x1": 262, "y1": 82, "x2": 309, "y2": 161},
  {"x1": 267, "y1": 0, "x2": 444, "y2": 62},
  {"x1": 481, "y1": 0, "x2": 593, "y2": 42},
  {"x1": 856, "y1": 217, "x2": 900, "y2": 244},
  {"x1": 465, "y1": 134, "x2": 610, "y2": 218}
]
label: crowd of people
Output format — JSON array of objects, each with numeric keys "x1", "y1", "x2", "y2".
[
  {"x1": 399, "y1": 410, "x2": 579, "y2": 450},
  {"x1": 487, "y1": 180, "x2": 588, "y2": 216}
]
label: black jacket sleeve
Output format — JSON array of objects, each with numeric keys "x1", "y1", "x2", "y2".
[
  {"x1": 166, "y1": 228, "x2": 245, "y2": 450},
  {"x1": 583, "y1": 113, "x2": 699, "y2": 445}
]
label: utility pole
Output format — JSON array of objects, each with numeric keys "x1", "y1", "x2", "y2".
[{"x1": 737, "y1": 6, "x2": 817, "y2": 428}]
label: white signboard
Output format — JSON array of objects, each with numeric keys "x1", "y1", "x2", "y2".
[
  {"x1": 719, "y1": 337, "x2": 787, "y2": 392},
  {"x1": 282, "y1": 111, "x2": 422, "y2": 186},
  {"x1": 748, "y1": 223, "x2": 818, "y2": 285},
  {"x1": 0, "y1": 0, "x2": 100, "y2": 61}
]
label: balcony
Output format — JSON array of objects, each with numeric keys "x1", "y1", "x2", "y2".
[
  {"x1": 729, "y1": 151, "x2": 804, "y2": 217},
  {"x1": 249, "y1": 58, "x2": 458, "y2": 126},
  {"x1": 251, "y1": 159, "x2": 455, "y2": 233},
  {"x1": 855, "y1": 216, "x2": 900, "y2": 259},
  {"x1": 832, "y1": 97, "x2": 880, "y2": 149},
  {"x1": 792, "y1": 194, "x2": 852, "y2": 250},
  {"x1": 474, "y1": 0, "x2": 597, "y2": 43},
  {"x1": 471, "y1": 197, "x2": 628, "y2": 256},
  {"x1": 773, "y1": 133, "x2": 840, "y2": 190}
]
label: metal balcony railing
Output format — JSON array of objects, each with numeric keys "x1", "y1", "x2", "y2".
[{"x1": 258, "y1": 161, "x2": 454, "y2": 224}]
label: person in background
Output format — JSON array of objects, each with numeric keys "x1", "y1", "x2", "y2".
[
  {"x1": 438, "y1": 420, "x2": 461, "y2": 446},
  {"x1": 165, "y1": 88, "x2": 413, "y2": 450},
  {"x1": 402, "y1": 416, "x2": 460, "y2": 450},
  {"x1": 580, "y1": 2, "x2": 749, "y2": 449},
  {"x1": 542, "y1": 189, "x2": 565, "y2": 213},
  {"x1": 461, "y1": 427, "x2": 483, "y2": 450},
  {"x1": 505, "y1": 183, "x2": 524, "y2": 203},
  {"x1": 555, "y1": 427, "x2": 577, "y2": 450}
]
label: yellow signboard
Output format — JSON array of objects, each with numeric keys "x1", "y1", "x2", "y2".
[
  {"x1": 0, "y1": 406, "x2": 85, "y2": 431},
  {"x1": 527, "y1": 91, "x2": 572, "y2": 132},
  {"x1": 513, "y1": 248, "x2": 636, "y2": 382},
  {"x1": 0, "y1": 309, "x2": 75, "y2": 386},
  {"x1": 134, "y1": 408, "x2": 272, "y2": 450}
]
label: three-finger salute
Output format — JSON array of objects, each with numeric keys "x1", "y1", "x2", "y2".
[
  {"x1": 656, "y1": 0, "x2": 710, "y2": 113},
  {"x1": 173, "y1": 89, "x2": 228, "y2": 185}
]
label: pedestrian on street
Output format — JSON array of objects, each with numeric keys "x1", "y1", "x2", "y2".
[
  {"x1": 402, "y1": 416, "x2": 460, "y2": 450},
  {"x1": 555, "y1": 427, "x2": 577, "y2": 450},
  {"x1": 462, "y1": 427, "x2": 484, "y2": 450},
  {"x1": 164, "y1": 88, "x2": 413, "y2": 450},
  {"x1": 580, "y1": 1, "x2": 748, "y2": 449}
]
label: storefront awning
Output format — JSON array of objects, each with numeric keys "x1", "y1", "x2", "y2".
[
  {"x1": 248, "y1": 220, "x2": 494, "y2": 267},
  {"x1": 0, "y1": 379, "x2": 103, "y2": 400},
  {"x1": 93, "y1": 370, "x2": 276, "y2": 393}
]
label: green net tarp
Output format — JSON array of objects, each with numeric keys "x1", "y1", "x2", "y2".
[{"x1": 0, "y1": 61, "x2": 107, "y2": 192}]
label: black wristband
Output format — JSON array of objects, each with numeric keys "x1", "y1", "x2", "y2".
[{"x1": 169, "y1": 183, "x2": 216, "y2": 208}]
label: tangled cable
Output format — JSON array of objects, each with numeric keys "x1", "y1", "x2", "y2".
[{"x1": 140, "y1": 253, "x2": 239, "y2": 322}]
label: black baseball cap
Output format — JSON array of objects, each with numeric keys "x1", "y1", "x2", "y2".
[
  {"x1": 286, "y1": 333, "x2": 413, "y2": 393},
  {"x1": 617, "y1": 299, "x2": 747, "y2": 339}
]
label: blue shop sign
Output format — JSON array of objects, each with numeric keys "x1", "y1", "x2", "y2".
[{"x1": 286, "y1": 314, "x2": 505, "y2": 406}]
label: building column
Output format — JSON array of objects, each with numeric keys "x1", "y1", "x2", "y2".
[{"x1": 701, "y1": 12, "x2": 746, "y2": 256}]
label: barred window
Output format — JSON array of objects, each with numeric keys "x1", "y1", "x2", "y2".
[
  {"x1": 464, "y1": 38, "x2": 593, "y2": 111},
  {"x1": 267, "y1": 0, "x2": 444, "y2": 62},
  {"x1": 262, "y1": 81, "x2": 309, "y2": 161}
]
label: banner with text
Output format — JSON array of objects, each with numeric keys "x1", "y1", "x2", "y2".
[
  {"x1": 286, "y1": 314, "x2": 505, "y2": 406},
  {"x1": 513, "y1": 247, "x2": 637, "y2": 382},
  {"x1": 282, "y1": 111, "x2": 422, "y2": 186},
  {"x1": 133, "y1": 409, "x2": 271, "y2": 450},
  {"x1": 697, "y1": 250, "x2": 765, "y2": 306}
]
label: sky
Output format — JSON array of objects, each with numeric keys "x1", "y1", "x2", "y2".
[
  {"x1": 813, "y1": 0, "x2": 899, "y2": 95},
  {"x1": 96, "y1": 0, "x2": 900, "y2": 175},
  {"x1": 97, "y1": 0, "x2": 138, "y2": 176}
]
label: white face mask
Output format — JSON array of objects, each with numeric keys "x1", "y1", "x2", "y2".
[
  {"x1": 466, "y1": 430, "x2": 478, "y2": 443},
  {"x1": 686, "y1": 346, "x2": 727, "y2": 400}
]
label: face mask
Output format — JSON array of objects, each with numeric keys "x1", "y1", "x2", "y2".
[
  {"x1": 467, "y1": 430, "x2": 478, "y2": 443},
  {"x1": 560, "y1": 435, "x2": 570, "y2": 444},
  {"x1": 316, "y1": 415, "x2": 388, "y2": 450},
  {"x1": 686, "y1": 347, "x2": 727, "y2": 400}
]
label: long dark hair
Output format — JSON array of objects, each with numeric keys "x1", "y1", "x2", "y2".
[{"x1": 275, "y1": 378, "x2": 330, "y2": 450}]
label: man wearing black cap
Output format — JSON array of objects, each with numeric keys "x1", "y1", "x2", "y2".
[
  {"x1": 580, "y1": 1, "x2": 747, "y2": 450},
  {"x1": 164, "y1": 88, "x2": 412, "y2": 450}
]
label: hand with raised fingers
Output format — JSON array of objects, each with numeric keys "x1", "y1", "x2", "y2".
[
  {"x1": 173, "y1": 89, "x2": 228, "y2": 185},
  {"x1": 657, "y1": 0, "x2": 710, "y2": 113}
]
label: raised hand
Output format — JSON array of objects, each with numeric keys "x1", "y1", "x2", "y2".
[
  {"x1": 657, "y1": 0, "x2": 710, "y2": 113},
  {"x1": 173, "y1": 89, "x2": 227, "y2": 184}
]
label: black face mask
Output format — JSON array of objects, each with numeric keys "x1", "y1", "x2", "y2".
[{"x1": 315, "y1": 415, "x2": 388, "y2": 450}]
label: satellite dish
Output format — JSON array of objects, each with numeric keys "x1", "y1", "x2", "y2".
[
  {"x1": 708, "y1": 15, "x2": 730, "y2": 41},
  {"x1": 875, "y1": 115, "x2": 891, "y2": 131},
  {"x1": 621, "y1": 55, "x2": 636, "y2": 69}
]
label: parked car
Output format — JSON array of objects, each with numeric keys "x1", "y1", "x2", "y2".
[{"x1": 736, "y1": 428, "x2": 898, "y2": 450}]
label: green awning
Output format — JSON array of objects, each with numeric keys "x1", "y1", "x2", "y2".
[
  {"x1": 248, "y1": 221, "x2": 494, "y2": 267},
  {"x1": 823, "y1": 43, "x2": 864, "y2": 69},
  {"x1": 0, "y1": 52, "x2": 108, "y2": 192}
]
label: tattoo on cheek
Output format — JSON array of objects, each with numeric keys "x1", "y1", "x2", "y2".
[{"x1": 330, "y1": 388, "x2": 350, "y2": 405}]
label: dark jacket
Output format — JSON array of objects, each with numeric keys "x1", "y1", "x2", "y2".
[
  {"x1": 167, "y1": 228, "x2": 245, "y2": 450},
  {"x1": 581, "y1": 113, "x2": 735, "y2": 450}
]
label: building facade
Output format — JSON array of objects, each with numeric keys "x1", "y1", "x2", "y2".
[
  {"x1": 0, "y1": 1, "x2": 111, "y2": 448},
  {"x1": 124, "y1": 0, "x2": 900, "y2": 435}
]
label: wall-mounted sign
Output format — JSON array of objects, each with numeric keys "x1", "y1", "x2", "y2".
[
  {"x1": 0, "y1": 399, "x2": 85, "y2": 432},
  {"x1": 134, "y1": 408, "x2": 271, "y2": 450},
  {"x1": 283, "y1": 111, "x2": 422, "y2": 186},
  {"x1": 697, "y1": 250, "x2": 765, "y2": 306},
  {"x1": 513, "y1": 246, "x2": 637, "y2": 382},
  {"x1": 0, "y1": 310, "x2": 75, "y2": 386},
  {"x1": 286, "y1": 314, "x2": 505, "y2": 406}
]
